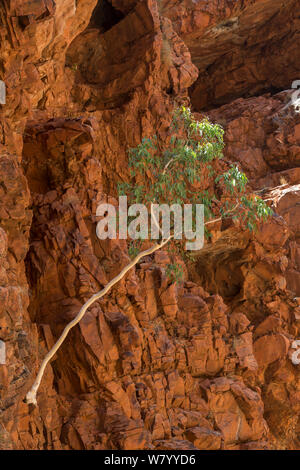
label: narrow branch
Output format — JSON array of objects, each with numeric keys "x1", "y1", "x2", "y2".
[
  {"x1": 162, "y1": 156, "x2": 178, "y2": 175},
  {"x1": 25, "y1": 201, "x2": 238, "y2": 405},
  {"x1": 25, "y1": 236, "x2": 171, "y2": 406},
  {"x1": 205, "y1": 202, "x2": 239, "y2": 226}
]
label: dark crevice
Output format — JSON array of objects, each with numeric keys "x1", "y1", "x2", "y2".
[
  {"x1": 89, "y1": 0, "x2": 125, "y2": 33},
  {"x1": 17, "y1": 15, "x2": 31, "y2": 31},
  {"x1": 35, "y1": 9, "x2": 52, "y2": 22},
  {"x1": 195, "y1": 247, "x2": 246, "y2": 301},
  {"x1": 195, "y1": 84, "x2": 292, "y2": 113}
]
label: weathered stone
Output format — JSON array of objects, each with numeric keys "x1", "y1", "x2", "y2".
[{"x1": 0, "y1": 0, "x2": 299, "y2": 452}]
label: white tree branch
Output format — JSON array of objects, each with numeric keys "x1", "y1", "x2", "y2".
[
  {"x1": 25, "y1": 236, "x2": 171, "y2": 406},
  {"x1": 25, "y1": 203, "x2": 238, "y2": 406}
]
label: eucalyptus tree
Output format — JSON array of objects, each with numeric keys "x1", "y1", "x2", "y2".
[{"x1": 26, "y1": 107, "x2": 271, "y2": 405}]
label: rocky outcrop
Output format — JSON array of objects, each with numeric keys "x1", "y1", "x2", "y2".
[
  {"x1": 164, "y1": 0, "x2": 300, "y2": 110},
  {"x1": 207, "y1": 92, "x2": 300, "y2": 298},
  {"x1": 205, "y1": 92, "x2": 300, "y2": 449},
  {"x1": 0, "y1": 0, "x2": 299, "y2": 450}
]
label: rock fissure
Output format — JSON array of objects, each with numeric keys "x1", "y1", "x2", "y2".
[{"x1": 0, "y1": 0, "x2": 299, "y2": 450}]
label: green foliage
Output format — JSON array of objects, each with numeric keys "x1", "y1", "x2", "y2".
[
  {"x1": 216, "y1": 165, "x2": 248, "y2": 194},
  {"x1": 118, "y1": 106, "x2": 272, "y2": 282},
  {"x1": 118, "y1": 107, "x2": 224, "y2": 211},
  {"x1": 239, "y1": 194, "x2": 273, "y2": 232}
]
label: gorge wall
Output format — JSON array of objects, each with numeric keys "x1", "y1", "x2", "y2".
[{"x1": 0, "y1": 0, "x2": 300, "y2": 450}]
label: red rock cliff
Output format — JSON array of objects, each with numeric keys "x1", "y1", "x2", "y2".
[{"x1": 0, "y1": 0, "x2": 299, "y2": 450}]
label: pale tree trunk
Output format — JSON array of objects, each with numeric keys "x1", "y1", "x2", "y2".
[
  {"x1": 25, "y1": 208, "x2": 228, "y2": 405},
  {"x1": 25, "y1": 237, "x2": 171, "y2": 405}
]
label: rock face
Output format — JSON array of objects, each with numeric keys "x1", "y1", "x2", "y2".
[
  {"x1": 168, "y1": 0, "x2": 300, "y2": 110},
  {"x1": 0, "y1": 0, "x2": 299, "y2": 450}
]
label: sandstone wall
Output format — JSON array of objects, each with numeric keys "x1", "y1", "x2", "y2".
[{"x1": 0, "y1": 0, "x2": 299, "y2": 450}]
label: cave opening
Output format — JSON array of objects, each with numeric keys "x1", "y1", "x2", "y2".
[
  {"x1": 18, "y1": 15, "x2": 31, "y2": 31},
  {"x1": 194, "y1": 247, "x2": 246, "y2": 301},
  {"x1": 89, "y1": 0, "x2": 125, "y2": 33},
  {"x1": 191, "y1": 81, "x2": 293, "y2": 113}
]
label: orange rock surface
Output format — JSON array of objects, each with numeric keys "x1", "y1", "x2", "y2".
[{"x1": 0, "y1": 0, "x2": 299, "y2": 450}]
